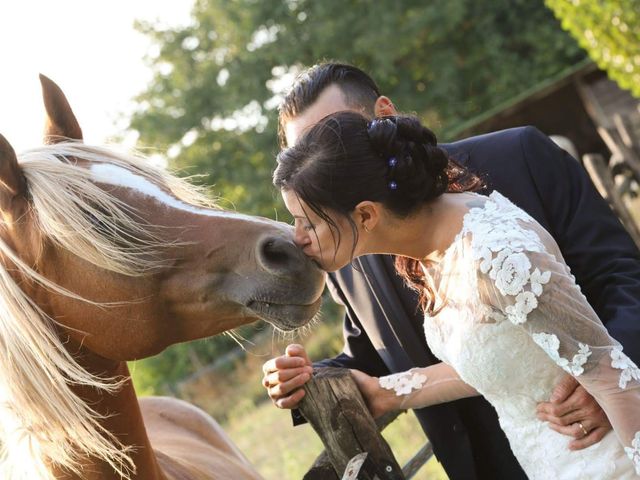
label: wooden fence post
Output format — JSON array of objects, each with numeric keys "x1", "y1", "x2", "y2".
[
  {"x1": 299, "y1": 367, "x2": 405, "y2": 480},
  {"x1": 583, "y1": 153, "x2": 640, "y2": 249}
]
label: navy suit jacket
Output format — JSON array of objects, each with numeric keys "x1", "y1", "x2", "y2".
[{"x1": 317, "y1": 127, "x2": 640, "y2": 479}]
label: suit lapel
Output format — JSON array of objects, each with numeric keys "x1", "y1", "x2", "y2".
[
  {"x1": 441, "y1": 143, "x2": 470, "y2": 166},
  {"x1": 357, "y1": 255, "x2": 437, "y2": 371}
]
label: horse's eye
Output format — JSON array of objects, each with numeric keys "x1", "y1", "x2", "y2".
[
  {"x1": 81, "y1": 205, "x2": 151, "y2": 250},
  {"x1": 88, "y1": 213, "x2": 98, "y2": 226},
  {"x1": 83, "y1": 207, "x2": 110, "y2": 233},
  {"x1": 83, "y1": 206, "x2": 130, "y2": 243}
]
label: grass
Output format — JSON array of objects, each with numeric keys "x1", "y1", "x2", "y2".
[
  {"x1": 134, "y1": 301, "x2": 449, "y2": 479},
  {"x1": 222, "y1": 397, "x2": 448, "y2": 480},
  {"x1": 210, "y1": 311, "x2": 448, "y2": 479}
]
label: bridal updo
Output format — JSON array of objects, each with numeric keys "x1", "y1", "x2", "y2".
[
  {"x1": 366, "y1": 115, "x2": 450, "y2": 209},
  {"x1": 273, "y1": 111, "x2": 482, "y2": 310}
]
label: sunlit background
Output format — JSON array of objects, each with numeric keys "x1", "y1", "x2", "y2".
[
  {"x1": 1, "y1": 2, "x2": 638, "y2": 479},
  {"x1": 0, "y1": 1, "x2": 190, "y2": 151}
]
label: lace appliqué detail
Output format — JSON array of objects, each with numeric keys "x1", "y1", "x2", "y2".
[
  {"x1": 379, "y1": 369, "x2": 427, "y2": 396},
  {"x1": 464, "y1": 193, "x2": 551, "y2": 324},
  {"x1": 419, "y1": 192, "x2": 638, "y2": 478},
  {"x1": 611, "y1": 347, "x2": 640, "y2": 389},
  {"x1": 624, "y1": 431, "x2": 640, "y2": 475},
  {"x1": 532, "y1": 333, "x2": 592, "y2": 376},
  {"x1": 490, "y1": 249, "x2": 531, "y2": 295}
]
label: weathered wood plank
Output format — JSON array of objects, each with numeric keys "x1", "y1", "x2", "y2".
[
  {"x1": 612, "y1": 113, "x2": 640, "y2": 180},
  {"x1": 304, "y1": 412, "x2": 411, "y2": 479},
  {"x1": 403, "y1": 442, "x2": 434, "y2": 479},
  {"x1": 583, "y1": 153, "x2": 640, "y2": 249},
  {"x1": 299, "y1": 368, "x2": 405, "y2": 479}
]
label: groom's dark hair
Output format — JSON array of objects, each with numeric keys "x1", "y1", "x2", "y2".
[{"x1": 277, "y1": 62, "x2": 381, "y2": 147}]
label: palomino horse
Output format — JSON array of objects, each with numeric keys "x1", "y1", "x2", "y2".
[{"x1": 0, "y1": 75, "x2": 325, "y2": 480}]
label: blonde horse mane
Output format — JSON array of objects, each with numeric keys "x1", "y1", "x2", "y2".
[{"x1": 0, "y1": 142, "x2": 214, "y2": 479}]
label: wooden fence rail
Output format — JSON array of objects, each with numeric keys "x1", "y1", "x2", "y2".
[
  {"x1": 577, "y1": 81, "x2": 640, "y2": 249},
  {"x1": 299, "y1": 368, "x2": 434, "y2": 479}
]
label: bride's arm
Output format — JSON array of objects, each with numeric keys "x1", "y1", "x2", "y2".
[
  {"x1": 351, "y1": 362, "x2": 479, "y2": 418},
  {"x1": 477, "y1": 219, "x2": 640, "y2": 475}
]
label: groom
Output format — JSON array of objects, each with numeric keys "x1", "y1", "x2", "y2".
[{"x1": 262, "y1": 62, "x2": 640, "y2": 479}]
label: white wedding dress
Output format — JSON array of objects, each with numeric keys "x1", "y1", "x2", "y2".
[{"x1": 413, "y1": 192, "x2": 640, "y2": 478}]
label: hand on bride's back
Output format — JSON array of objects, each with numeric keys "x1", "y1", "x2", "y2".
[{"x1": 536, "y1": 374, "x2": 612, "y2": 450}]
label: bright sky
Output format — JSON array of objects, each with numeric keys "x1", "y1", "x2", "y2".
[{"x1": 0, "y1": 1, "x2": 193, "y2": 153}]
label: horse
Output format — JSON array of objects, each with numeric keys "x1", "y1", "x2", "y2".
[{"x1": 0, "y1": 75, "x2": 326, "y2": 480}]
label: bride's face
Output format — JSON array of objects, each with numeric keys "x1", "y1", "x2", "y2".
[{"x1": 282, "y1": 189, "x2": 355, "y2": 272}]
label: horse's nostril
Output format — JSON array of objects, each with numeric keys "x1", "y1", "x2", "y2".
[{"x1": 258, "y1": 236, "x2": 297, "y2": 273}]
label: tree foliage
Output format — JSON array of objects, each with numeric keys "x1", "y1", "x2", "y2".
[
  {"x1": 546, "y1": 0, "x2": 640, "y2": 98},
  {"x1": 130, "y1": 0, "x2": 585, "y2": 219},
  {"x1": 130, "y1": 333, "x2": 251, "y2": 396},
  {"x1": 127, "y1": 1, "x2": 585, "y2": 386}
]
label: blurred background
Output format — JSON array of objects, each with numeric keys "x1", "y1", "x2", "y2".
[{"x1": 1, "y1": 1, "x2": 638, "y2": 478}]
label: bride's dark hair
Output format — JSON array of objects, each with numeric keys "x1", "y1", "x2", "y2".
[{"x1": 274, "y1": 111, "x2": 483, "y2": 313}]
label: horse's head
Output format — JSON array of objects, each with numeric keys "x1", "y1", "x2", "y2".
[{"x1": 0, "y1": 75, "x2": 325, "y2": 362}]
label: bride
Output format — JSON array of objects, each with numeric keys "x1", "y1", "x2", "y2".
[{"x1": 273, "y1": 112, "x2": 640, "y2": 478}]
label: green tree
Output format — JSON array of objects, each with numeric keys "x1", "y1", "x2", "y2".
[
  {"x1": 546, "y1": 0, "x2": 640, "y2": 98},
  {"x1": 129, "y1": 330, "x2": 257, "y2": 396},
  {"x1": 130, "y1": 0, "x2": 585, "y2": 218},
  {"x1": 127, "y1": 0, "x2": 585, "y2": 391}
]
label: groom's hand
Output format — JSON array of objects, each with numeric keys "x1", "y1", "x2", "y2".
[
  {"x1": 536, "y1": 374, "x2": 612, "y2": 450},
  {"x1": 262, "y1": 344, "x2": 314, "y2": 409}
]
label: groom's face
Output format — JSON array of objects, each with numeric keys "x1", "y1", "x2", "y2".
[{"x1": 284, "y1": 84, "x2": 365, "y2": 147}]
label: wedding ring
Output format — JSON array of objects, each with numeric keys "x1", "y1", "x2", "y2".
[{"x1": 577, "y1": 422, "x2": 588, "y2": 437}]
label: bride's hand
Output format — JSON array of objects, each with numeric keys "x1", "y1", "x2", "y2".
[{"x1": 350, "y1": 369, "x2": 400, "y2": 418}]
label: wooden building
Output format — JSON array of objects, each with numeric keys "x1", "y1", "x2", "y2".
[{"x1": 448, "y1": 58, "x2": 640, "y2": 247}]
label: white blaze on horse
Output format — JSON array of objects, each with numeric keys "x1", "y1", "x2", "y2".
[{"x1": 0, "y1": 75, "x2": 325, "y2": 480}]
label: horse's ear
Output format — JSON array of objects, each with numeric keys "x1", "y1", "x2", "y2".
[
  {"x1": 39, "y1": 74, "x2": 83, "y2": 144},
  {"x1": 0, "y1": 134, "x2": 25, "y2": 199}
]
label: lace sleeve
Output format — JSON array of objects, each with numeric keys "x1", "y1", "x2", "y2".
[
  {"x1": 474, "y1": 217, "x2": 640, "y2": 475},
  {"x1": 377, "y1": 362, "x2": 479, "y2": 410}
]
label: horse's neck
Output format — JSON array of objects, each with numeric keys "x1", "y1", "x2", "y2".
[{"x1": 53, "y1": 355, "x2": 166, "y2": 480}]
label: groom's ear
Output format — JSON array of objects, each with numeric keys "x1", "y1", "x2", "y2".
[{"x1": 374, "y1": 96, "x2": 397, "y2": 117}]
